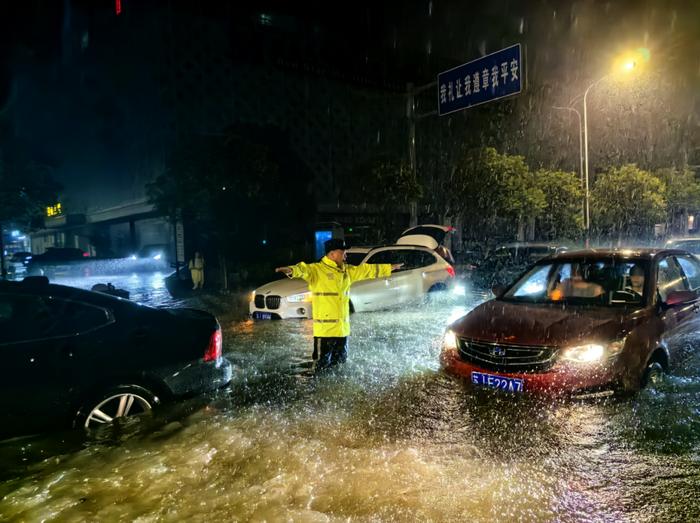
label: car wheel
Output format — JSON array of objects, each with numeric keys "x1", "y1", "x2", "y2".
[
  {"x1": 641, "y1": 361, "x2": 665, "y2": 389},
  {"x1": 77, "y1": 385, "x2": 159, "y2": 429}
]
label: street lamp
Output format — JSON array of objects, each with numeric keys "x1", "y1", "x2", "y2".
[
  {"x1": 573, "y1": 52, "x2": 645, "y2": 246},
  {"x1": 552, "y1": 105, "x2": 584, "y2": 228},
  {"x1": 581, "y1": 74, "x2": 611, "y2": 246}
]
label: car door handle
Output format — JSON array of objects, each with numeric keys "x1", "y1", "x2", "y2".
[{"x1": 693, "y1": 303, "x2": 700, "y2": 313}]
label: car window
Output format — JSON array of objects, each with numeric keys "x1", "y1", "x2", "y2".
[
  {"x1": 675, "y1": 240, "x2": 700, "y2": 254},
  {"x1": 402, "y1": 251, "x2": 436, "y2": 270},
  {"x1": 676, "y1": 255, "x2": 700, "y2": 291},
  {"x1": 656, "y1": 258, "x2": 688, "y2": 301},
  {"x1": 0, "y1": 294, "x2": 111, "y2": 344},
  {"x1": 345, "y1": 252, "x2": 367, "y2": 266},
  {"x1": 416, "y1": 251, "x2": 438, "y2": 268},
  {"x1": 483, "y1": 249, "x2": 516, "y2": 268},
  {"x1": 512, "y1": 265, "x2": 551, "y2": 297},
  {"x1": 366, "y1": 249, "x2": 427, "y2": 271},
  {"x1": 503, "y1": 258, "x2": 649, "y2": 306}
]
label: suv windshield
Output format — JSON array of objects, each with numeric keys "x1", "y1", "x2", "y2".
[{"x1": 502, "y1": 258, "x2": 650, "y2": 306}]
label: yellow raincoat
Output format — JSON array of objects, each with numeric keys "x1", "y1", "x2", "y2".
[{"x1": 290, "y1": 256, "x2": 392, "y2": 337}]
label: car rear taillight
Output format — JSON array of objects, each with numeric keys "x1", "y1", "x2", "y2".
[
  {"x1": 204, "y1": 329, "x2": 222, "y2": 362},
  {"x1": 446, "y1": 266, "x2": 456, "y2": 278}
]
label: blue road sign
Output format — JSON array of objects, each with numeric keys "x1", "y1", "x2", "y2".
[{"x1": 437, "y1": 44, "x2": 522, "y2": 116}]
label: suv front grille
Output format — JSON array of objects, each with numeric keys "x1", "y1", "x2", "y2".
[
  {"x1": 254, "y1": 295, "x2": 265, "y2": 308},
  {"x1": 457, "y1": 338, "x2": 557, "y2": 373},
  {"x1": 265, "y1": 295, "x2": 281, "y2": 310}
]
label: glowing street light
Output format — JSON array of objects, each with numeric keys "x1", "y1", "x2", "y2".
[{"x1": 573, "y1": 48, "x2": 649, "y2": 246}]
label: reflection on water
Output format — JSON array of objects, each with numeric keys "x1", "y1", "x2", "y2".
[
  {"x1": 1, "y1": 289, "x2": 700, "y2": 521},
  {"x1": 49, "y1": 271, "x2": 179, "y2": 307}
]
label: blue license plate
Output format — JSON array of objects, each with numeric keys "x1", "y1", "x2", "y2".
[
  {"x1": 253, "y1": 311, "x2": 273, "y2": 320},
  {"x1": 471, "y1": 371, "x2": 524, "y2": 392}
]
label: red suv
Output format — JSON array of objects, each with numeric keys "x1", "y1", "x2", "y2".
[{"x1": 441, "y1": 249, "x2": 700, "y2": 394}]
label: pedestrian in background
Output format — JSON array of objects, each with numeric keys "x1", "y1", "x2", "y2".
[
  {"x1": 189, "y1": 251, "x2": 205, "y2": 290},
  {"x1": 275, "y1": 238, "x2": 402, "y2": 369}
]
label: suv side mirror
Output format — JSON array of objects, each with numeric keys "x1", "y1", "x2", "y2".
[
  {"x1": 492, "y1": 284, "x2": 506, "y2": 297},
  {"x1": 664, "y1": 289, "x2": 697, "y2": 307}
]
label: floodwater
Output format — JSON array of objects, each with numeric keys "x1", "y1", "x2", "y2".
[{"x1": 1, "y1": 273, "x2": 700, "y2": 521}]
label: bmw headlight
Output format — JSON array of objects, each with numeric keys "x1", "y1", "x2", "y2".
[
  {"x1": 443, "y1": 329, "x2": 458, "y2": 351},
  {"x1": 287, "y1": 292, "x2": 312, "y2": 303},
  {"x1": 561, "y1": 341, "x2": 624, "y2": 364}
]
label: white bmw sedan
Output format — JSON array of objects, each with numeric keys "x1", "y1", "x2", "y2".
[{"x1": 250, "y1": 240, "x2": 455, "y2": 320}]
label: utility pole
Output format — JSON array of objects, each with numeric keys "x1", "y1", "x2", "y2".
[{"x1": 406, "y1": 81, "x2": 437, "y2": 227}]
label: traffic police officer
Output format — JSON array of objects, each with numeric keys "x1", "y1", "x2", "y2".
[{"x1": 275, "y1": 238, "x2": 402, "y2": 368}]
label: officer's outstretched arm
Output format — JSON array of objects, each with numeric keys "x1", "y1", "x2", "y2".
[
  {"x1": 282, "y1": 262, "x2": 317, "y2": 285},
  {"x1": 347, "y1": 263, "x2": 392, "y2": 283}
]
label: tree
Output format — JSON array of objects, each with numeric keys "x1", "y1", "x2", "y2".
[
  {"x1": 0, "y1": 151, "x2": 61, "y2": 278},
  {"x1": 343, "y1": 154, "x2": 422, "y2": 240},
  {"x1": 147, "y1": 131, "x2": 278, "y2": 250},
  {"x1": 653, "y1": 167, "x2": 700, "y2": 236},
  {"x1": 533, "y1": 169, "x2": 584, "y2": 241},
  {"x1": 452, "y1": 147, "x2": 545, "y2": 243},
  {"x1": 591, "y1": 164, "x2": 666, "y2": 244},
  {"x1": 147, "y1": 125, "x2": 313, "y2": 285}
]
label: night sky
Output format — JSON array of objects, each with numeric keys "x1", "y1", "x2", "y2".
[{"x1": 1, "y1": 1, "x2": 698, "y2": 214}]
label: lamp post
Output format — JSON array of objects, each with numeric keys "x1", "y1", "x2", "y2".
[
  {"x1": 581, "y1": 75, "x2": 610, "y2": 247},
  {"x1": 573, "y1": 58, "x2": 639, "y2": 247},
  {"x1": 552, "y1": 105, "x2": 584, "y2": 228}
]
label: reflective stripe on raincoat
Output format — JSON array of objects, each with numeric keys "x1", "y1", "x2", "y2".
[{"x1": 290, "y1": 256, "x2": 392, "y2": 337}]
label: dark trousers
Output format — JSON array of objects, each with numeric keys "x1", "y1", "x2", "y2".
[{"x1": 313, "y1": 337, "x2": 348, "y2": 368}]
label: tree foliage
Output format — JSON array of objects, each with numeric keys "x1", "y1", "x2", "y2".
[
  {"x1": 346, "y1": 155, "x2": 422, "y2": 209},
  {"x1": 0, "y1": 150, "x2": 61, "y2": 228},
  {"x1": 534, "y1": 169, "x2": 584, "y2": 241},
  {"x1": 147, "y1": 125, "x2": 312, "y2": 262},
  {"x1": 454, "y1": 147, "x2": 546, "y2": 241},
  {"x1": 591, "y1": 164, "x2": 666, "y2": 241},
  {"x1": 653, "y1": 167, "x2": 700, "y2": 234}
]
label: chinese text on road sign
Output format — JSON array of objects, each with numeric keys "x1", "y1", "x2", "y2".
[{"x1": 438, "y1": 44, "x2": 522, "y2": 116}]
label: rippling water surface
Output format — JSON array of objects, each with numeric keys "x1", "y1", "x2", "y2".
[{"x1": 1, "y1": 274, "x2": 699, "y2": 521}]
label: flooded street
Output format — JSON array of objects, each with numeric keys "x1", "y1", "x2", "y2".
[{"x1": 2, "y1": 274, "x2": 700, "y2": 521}]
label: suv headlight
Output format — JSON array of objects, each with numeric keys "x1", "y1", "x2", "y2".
[
  {"x1": 443, "y1": 329, "x2": 458, "y2": 351},
  {"x1": 560, "y1": 341, "x2": 624, "y2": 364},
  {"x1": 287, "y1": 292, "x2": 311, "y2": 303}
]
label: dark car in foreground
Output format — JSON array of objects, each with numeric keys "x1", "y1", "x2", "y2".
[
  {"x1": 442, "y1": 248, "x2": 700, "y2": 395},
  {"x1": 0, "y1": 277, "x2": 232, "y2": 439}
]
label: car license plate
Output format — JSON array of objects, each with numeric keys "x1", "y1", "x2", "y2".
[
  {"x1": 471, "y1": 371, "x2": 524, "y2": 392},
  {"x1": 253, "y1": 311, "x2": 273, "y2": 320}
]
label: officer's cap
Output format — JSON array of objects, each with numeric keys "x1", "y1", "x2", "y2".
[{"x1": 324, "y1": 238, "x2": 347, "y2": 254}]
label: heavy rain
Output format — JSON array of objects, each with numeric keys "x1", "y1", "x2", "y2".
[
  {"x1": 1, "y1": 1, "x2": 700, "y2": 521},
  {"x1": 0, "y1": 273, "x2": 699, "y2": 521}
]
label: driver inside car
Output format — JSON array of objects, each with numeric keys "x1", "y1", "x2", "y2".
[
  {"x1": 626, "y1": 264, "x2": 645, "y2": 296},
  {"x1": 550, "y1": 264, "x2": 605, "y2": 300}
]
